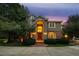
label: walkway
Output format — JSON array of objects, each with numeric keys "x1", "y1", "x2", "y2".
[{"x1": 0, "y1": 46, "x2": 79, "y2": 56}]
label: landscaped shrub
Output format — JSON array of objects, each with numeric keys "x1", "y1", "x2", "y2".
[
  {"x1": 23, "y1": 38, "x2": 36, "y2": 45},
  {"x1": 0, "y1": 39, "x2": 4, "y2": 45},
  {"x1": 44, "y1": 39, "x2": 70, "y2": 44},
  {"x1": 56, "y1": 39, "x2": 69, "y2": 44},
  {"x1": 0, "y1": 39, "x2": 8, "y2": 45},
  {"x1": 44, "y1": 39, "x2": 57, "y2": 44}
]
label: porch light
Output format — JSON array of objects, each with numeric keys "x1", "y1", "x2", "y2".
[
  {"x1": 30, "y1": 32, "x2": 36, "y2": 38},
  {"x1": 32, "y1": 32, "x2": 36, "y2": 35},
  {"x1": 44, "y1": 32, "x2": 47, "y2": 35},
  {"x1": 64, "y1": 34, "x2": 68, "y2": 38}
]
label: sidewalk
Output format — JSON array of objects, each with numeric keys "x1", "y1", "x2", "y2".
[{"x1": 0, "y1": 46, "x2": 79, "y2": 56}]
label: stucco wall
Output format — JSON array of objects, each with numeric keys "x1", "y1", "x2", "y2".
[
  {"x1": 56, "y1": 31, "x2": 63, "y2": 39},
  {"x1": 30, "y1": 18, "x2": 63, "y2": 39}
]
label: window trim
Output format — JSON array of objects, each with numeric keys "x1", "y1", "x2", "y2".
[
  {"x1": 48, "y1": 32, "x2": 56, "y2": 39},
  {"x1": 48, "y1": 22, "x2": 56, "y2": 28}
]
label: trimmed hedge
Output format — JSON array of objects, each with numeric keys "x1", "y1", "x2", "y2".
[
  {"x1": 23, "y1": 38, "x2": 36, "y2": 45},
  {"x1": 0, "y1": 39, "x2": 8, "y2": 45},
  {"x1": 0, "y1": 39, "x2": 4, "y2": 45},
  {"x1": 44, "y1": 39, "x2": 69, "y2": 44},
  {"x1": 56, "y1": 39, "x2": 69, "y2": 44},
  {"x1": 44, "y1": 39, "x2": 56, "y2": 44}
]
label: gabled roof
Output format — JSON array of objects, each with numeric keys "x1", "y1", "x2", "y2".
[
  {"x1": 34, "y1": 16, "x2": 47, "y2": 20},
  {"x1": 46, "y1": 16, "x2": 68, "y2": 24},
  {"x1": 48, "y1": 21, "x2": 62, "y2": 23}
]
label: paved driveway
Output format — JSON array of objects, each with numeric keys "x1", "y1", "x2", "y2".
[{"x1": 0, "y1": 46, "x2": 79, "y2": 56}]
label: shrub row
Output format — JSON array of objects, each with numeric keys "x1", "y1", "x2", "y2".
[
  {"x1": 0, "y1": 38, "x2": 36, "y2": 46},
  {"x1": 0, "y1": 39, "x2": 8, "y2": 45},
  {"x1": 22, "y1": 38, "x2": 36, "y2": 45},
  {"x1": 44, "y1": 39, "x2": 70, "y2": 44}
]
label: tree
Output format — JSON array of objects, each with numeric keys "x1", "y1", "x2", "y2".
[
  {"x1": 0, "y1": 3, "x2": 30, "y2": 42},
  {"x1": 63, "y1": 14, "x2": 79, "y2": 39}
]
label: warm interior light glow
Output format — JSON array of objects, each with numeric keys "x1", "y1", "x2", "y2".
[
  {"x1": 44, "y1": 32, "x2": 47, "y2": 35},
  {"x1": 32, "y1": 32, "x2": 36, "y2": 35},
  {"x1": 48, "y1": 32, "x2": 56, "y2": 39},
  {"x1": 64, "y1": 35, "x2": 68, "y2": 38},
  {"x1": 30, "y1": 32, "x2": 36, "y2": 38},
  {"x1": 37, "y1": 21, "x2": 43, "y2": 24},
  {"x1": 37, "y1": 26, "x2": 43, "y2": 32}
]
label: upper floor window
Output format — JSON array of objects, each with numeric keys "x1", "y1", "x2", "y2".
[{"x1": 48, "y1": 22, "x2": 56, "y2": 28}]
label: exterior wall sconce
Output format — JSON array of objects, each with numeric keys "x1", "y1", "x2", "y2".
[
  {"x1": 64, "y1": 34, "x2": 68, "y2": 38},
  {"x1": 44, "y1": 32, "x2": 47, "y2": 35}
]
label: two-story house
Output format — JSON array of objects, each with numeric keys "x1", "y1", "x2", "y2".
[{"x1": 29, "y1": 16, "x2": 63, "y2": 43}]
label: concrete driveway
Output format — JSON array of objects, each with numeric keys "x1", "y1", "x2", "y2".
[{"x1": 0, "y1": 46, "x2": 79, "y2": 56}]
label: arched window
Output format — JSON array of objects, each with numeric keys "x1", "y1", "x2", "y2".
[
  {"x1": 37, "y1": 26, "x2": 43, "y2": 32},
  {"x1": 48, "y1": 32, "x2": 56, "y2": 39}
]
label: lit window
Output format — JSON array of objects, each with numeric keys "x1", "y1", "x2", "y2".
[
  {"x1": 37, "y1": 21, "x2": 43, "y2": 24},
  {"x1": 37, "y1": 26, "x2": 43, "y2": 32},
  {"x1": 30, "y1": 32, "x2": 36, "y2": 38},
  {"x1": 48, "y1": 22, "x2": 56, "y2": 28},
  {"x1": 48, "y1": 32, "x2": 56, "y2": 39}
]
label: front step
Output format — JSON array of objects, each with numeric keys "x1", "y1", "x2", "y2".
[{"x1": 31, "y1": 42, "x2": 48, "y2": 47}]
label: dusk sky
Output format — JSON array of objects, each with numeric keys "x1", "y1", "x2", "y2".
[{"x1": 22, "y1": 3, "x2": 79, "y2": 22}]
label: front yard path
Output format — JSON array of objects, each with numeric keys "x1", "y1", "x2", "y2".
[{"x1": 0, "y1": 46, "x2": 79, "y2": 56}]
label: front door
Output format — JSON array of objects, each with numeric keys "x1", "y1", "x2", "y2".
[
  {"x1": 36, "y1": 20, "x2": 44, "y2": 42},
  {"x1": 37, "y1": 32, "x2": 43, "y2": 42}
]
